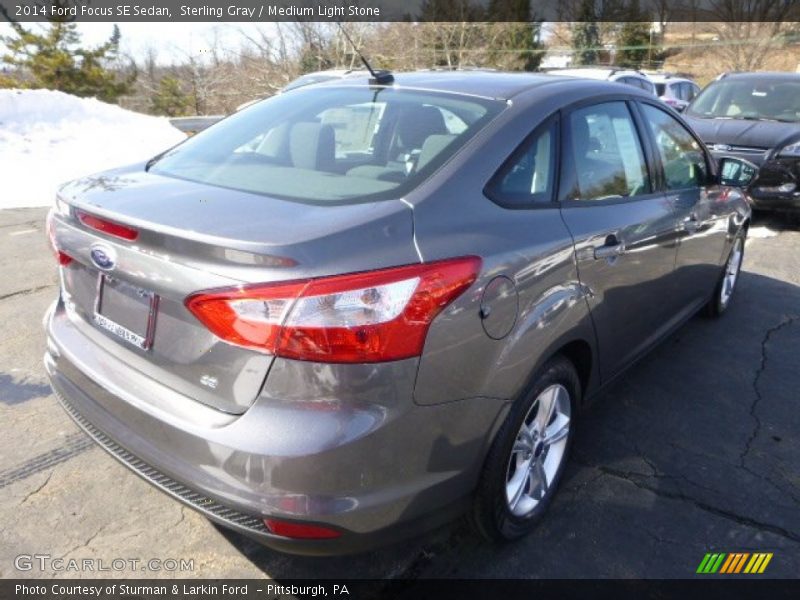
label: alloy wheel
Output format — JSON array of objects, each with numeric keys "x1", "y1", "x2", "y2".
[
  {"x1": 720, "y1": 237, "x2": 744, "y2": 307},
  {"x1": 505, "y1": 384, "x2": 571, "y2": 517}
]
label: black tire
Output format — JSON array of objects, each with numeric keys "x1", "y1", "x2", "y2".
[
  {"x1": 704, "y1": 230, "x2": 746, "y2": 318},
  {"x1": 471, "y1": 356, "x2": 580, "y2": 542}
]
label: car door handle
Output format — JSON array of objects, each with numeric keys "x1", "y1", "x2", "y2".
[
  {"x1": 593, "y1": 236, "x2": 626, "y2": 260},
  {"x1": 682, "y1": 214, "x2": 700, "y2": 233}
]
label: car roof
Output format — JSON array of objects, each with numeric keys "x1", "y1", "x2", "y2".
[
  {"x1": 648, "y1": 74, "x2": 694, "y2": 83},
  {"x1": 307, "y1": 70, "x2": 652, "y2": 101},
  {"x1": 545, "y1": 68, "x2": 648, "y2": 80},
  {"x1": 297, "y1": 69, "x2": 365, "y2": 78},
  {"x1": 718, "y1": 71, "x2": 800, "y2": 82},
  {"x1": 307, "y1": 71, "x2": 561, "y2": 99}
]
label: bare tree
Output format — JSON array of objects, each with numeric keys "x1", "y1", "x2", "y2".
[
  {"x1": 237, "y1": 23, "x2": 300, "y2": 95},
  {"x1": 708, "y1": 0, "x2": 799, "y2": 71}
]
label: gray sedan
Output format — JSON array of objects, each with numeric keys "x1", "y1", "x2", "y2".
[{"x1": 45, "y1": 71, "x2": 752, "y2": 554}]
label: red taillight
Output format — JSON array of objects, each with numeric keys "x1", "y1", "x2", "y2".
[
  {"x1": 263, "y1": 518, "x2": 341, "y2": 539},
  {"x1": 46, "y1": 210, "x2": 73, "y2": 267},
  {"x1": 186, "y1": 257, "x2": 481, "y2": 363},
  {"x1": 77, "y1": 210, "x2": 139, "y2": 241},
  {"x1": 56, "y1": 251, "x2": 73, "y2": 266}
]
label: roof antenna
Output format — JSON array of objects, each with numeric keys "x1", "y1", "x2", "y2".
[{"x1": 336, "y1": 23, "x2": 394, "y2": 86}]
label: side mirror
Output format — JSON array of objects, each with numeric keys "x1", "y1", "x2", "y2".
[{"x1": 718, "y1": 157, "x2": 757, "y2": 187}]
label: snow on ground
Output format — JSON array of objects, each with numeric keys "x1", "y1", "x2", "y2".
[
  {"x1": 0, "y1": 89, "x2": 186, "y2": 209},
  {"x1": 747, "y1": 225, "x2": 779, "y2": 239}
]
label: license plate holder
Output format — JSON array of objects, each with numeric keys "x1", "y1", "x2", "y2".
[{"x1": 93, "y1": 273, "x2": 159, "y2": 351}]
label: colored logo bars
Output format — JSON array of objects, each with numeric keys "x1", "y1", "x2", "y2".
[{"x1": 696, "y1": 552, "x2": 773, "y2": 574}]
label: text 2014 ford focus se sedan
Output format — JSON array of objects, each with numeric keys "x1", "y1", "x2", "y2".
[{"x1": 45, "y1": 72, "x2": 753, "y2": 554}]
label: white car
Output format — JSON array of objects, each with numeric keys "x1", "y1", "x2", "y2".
[
  {"x1": 649, "y1": 74, "x2": 701, "y2": 112},
  {"x1": 282, "y1": 69, "x2": 366, "y2": 92},
  {"x1": 545, "y1": 68, "x2": 656, "y2": 95},
  {"x1": 236, "y1": 69, "x2": 367, "y2": 112}
]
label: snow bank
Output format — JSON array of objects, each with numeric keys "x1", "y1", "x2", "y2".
[{"x1": 0, "y1": 89, "x2": 186, "y2": 209}]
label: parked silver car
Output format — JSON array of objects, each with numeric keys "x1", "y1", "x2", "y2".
[
  {"x1": 649, "y1": 74, "x2": 701, "y2": 112},
  {"x1": 546, "y1": 67, "x2": 657, "y2": 95},
  {"x1": 45, "y1": 72, "x2": 752, "y2": 554}
]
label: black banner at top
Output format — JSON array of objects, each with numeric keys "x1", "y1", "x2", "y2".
[{"x1": 1, "y1": 0, "x2": 800, "y2": 23}]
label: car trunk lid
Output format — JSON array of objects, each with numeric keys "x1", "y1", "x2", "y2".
[{"x1": 50, "y1": 166, "x2": 417, "y2": 414}]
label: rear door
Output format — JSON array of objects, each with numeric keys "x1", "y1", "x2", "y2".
[{"x1": 558, "y1": 100, "x2": 683, "y2": 381}]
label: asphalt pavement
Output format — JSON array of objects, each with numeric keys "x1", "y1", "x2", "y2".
[{"x1": 1, "y1": 206, "x2": 798, "y2": 580}]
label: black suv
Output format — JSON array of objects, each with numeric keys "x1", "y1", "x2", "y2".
[{"x1": 684, "y1": 72, "x2": 800, "y2": 219}]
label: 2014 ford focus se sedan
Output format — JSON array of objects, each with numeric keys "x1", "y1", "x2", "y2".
[{"x1": 45, "y1": 72, "x2": 752, "y2": 554}]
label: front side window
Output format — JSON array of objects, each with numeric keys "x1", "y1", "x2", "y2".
[
  {"x1": 566, "y1": 102, "x2": 650, "y2": 201},
  {"x1": 486, "y1": 120, "x2": 556, "y2": 207},
  {"x1": 641, "y1": 104, "x2": 709, "y2": 190},
  {"x1": 151, "y1": 87, "x2": 504, "y2": 204}
]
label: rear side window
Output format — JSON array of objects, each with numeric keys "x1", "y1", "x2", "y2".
[
  {"x1": 485, "y1": 120, "x2": 557, "y2": 208},
  {"x1": 638, "y1": 79, "x2": 656, "y2": 94},
  {"x1": 150, "y1": 88, "x2": 504, "y2": 204},
  {"x1": 669, "y1": 83, "x2": 681, "y2": 98},
  {"x1": 641, "y1": 103, "x2": 710, "y2": 189},
  {"x1": 565, "y1": 102, "x2": 650, "y2": 201}
]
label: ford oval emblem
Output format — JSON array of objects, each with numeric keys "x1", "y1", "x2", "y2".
[{"x1": 90, "y1": 243, "x2": 116, "y2": 271}]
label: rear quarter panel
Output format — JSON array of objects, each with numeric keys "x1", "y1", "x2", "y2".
[{"x1": 407, "y1": 84, "x2": 600, "y2": 406}]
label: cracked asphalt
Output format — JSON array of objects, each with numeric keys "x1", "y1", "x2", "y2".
[{"x1": 1, "y1": 207, "x2": 798, "y2": 580}]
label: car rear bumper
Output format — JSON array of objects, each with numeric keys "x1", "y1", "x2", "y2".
[{"x1": 44, "y1": 300, "x2": 507, "y2": 555}]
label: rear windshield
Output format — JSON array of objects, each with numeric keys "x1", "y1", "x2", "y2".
[
  {"x1": 151, "y1": 87, "x2": 504, "y2": 204},
  {"x1": 686, "y1": 77, "x2": 800, "y2": 122}
]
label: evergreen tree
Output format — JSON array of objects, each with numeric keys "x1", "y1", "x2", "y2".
[
  {"x1": 517, "y1": 21, "x2": 545, "y2": 71},
  {"x1": 419, "y1": 0, "x2": 484, "y2": 21},
  {"x1": 150, "y1": 76, "x2": 191, "y2": 117},
  {"x1": 572, "y1": 0, "x2": 600, "y2": 65},
  {"x1": 487, "y1": 0, "x2": 544, "y2": 71},
  {"x1": 616, "y1": 0, "x2": 651, "y2": 68},
  {"x1": 0, "y1": 3, "x2": 135, "y2": 102},
  {"x1": 298, "y1": 42, "x2": 334, "y2": 74}
]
